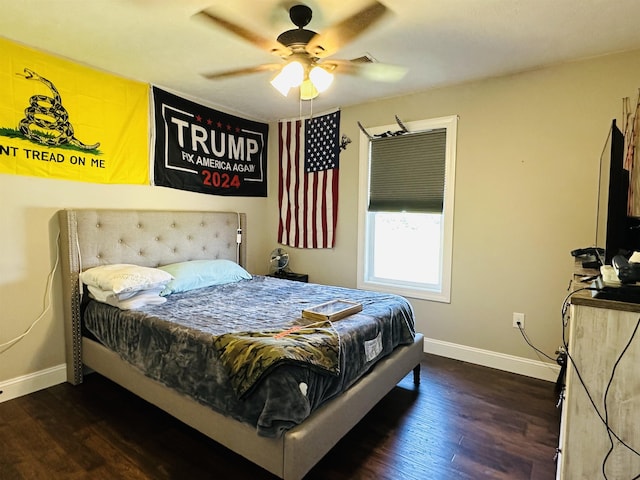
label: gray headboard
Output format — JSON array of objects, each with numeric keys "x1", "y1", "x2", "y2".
[{"x1": 58, "y1": 209, "x2": 247, "y2": 385}]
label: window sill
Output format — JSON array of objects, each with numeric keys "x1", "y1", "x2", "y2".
[{"x1": 358, "y1": 279, "x2": 450, "y2": 303}]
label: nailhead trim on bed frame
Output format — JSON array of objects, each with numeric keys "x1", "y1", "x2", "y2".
[{"x1": 58, "y1": 209, "x2": 247, "y2": 385}]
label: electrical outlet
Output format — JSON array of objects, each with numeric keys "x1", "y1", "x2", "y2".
[{"x1": 513, "y1": 312, "x2": 525, "y2": 329}]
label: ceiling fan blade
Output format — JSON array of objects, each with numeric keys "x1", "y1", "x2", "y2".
[
  {"x1": 324, "y1": 59, "x2": 407, "y2": 82},
  {"x1": 306, "y1": 1, "x2": 388, "y2": 58},
  {"x1": 195, "y1": 9, "x2": 292, "y2": 57},
  {"x1": 202, "y1": 63, "x2": 283, "y2": 80}
]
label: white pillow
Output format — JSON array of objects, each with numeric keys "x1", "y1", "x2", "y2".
[
  {"x1": 80, "y1": 264, "x2": 173, "y2": 295},
  {"x1": 114, "y1": 293, "x2": 166, "y2": 310},
  {"x1": 87, "y1": 284, "x2": 165, "y2": 302},
  {"x1": 87, "y1": 285, "x2": 167, "y2": 310}
]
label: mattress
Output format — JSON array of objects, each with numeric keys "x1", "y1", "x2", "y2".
[{"x1": 82, "y1": 275, "x2": 416, "y2": 437}]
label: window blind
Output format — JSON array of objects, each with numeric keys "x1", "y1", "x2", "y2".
[{"x1": 368, "y1": 128, "x2": 447, "y2": 213}]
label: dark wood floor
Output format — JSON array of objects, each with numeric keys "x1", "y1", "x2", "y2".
[{"x1": 0, "y1": 354, "x2": 560, "y2": 479}]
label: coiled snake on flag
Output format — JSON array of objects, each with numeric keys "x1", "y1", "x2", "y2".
[{"x1": 18, "y1": 68, "x2": 100, "y2": 150}]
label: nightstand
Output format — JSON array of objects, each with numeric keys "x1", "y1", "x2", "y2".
[{"x1": 270, "y1": 270, "x2": 309, "y2": 283}]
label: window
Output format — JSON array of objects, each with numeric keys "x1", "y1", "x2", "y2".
[{"x1": 357, "y1": 115, "x2": 457, "y2": 302}]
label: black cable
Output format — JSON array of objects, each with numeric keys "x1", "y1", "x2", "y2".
[
  {"x1": 561, "y1": 286, "x2": 600, "y2": 346},
  {"x1": 601, "y1": 317, "x2": 640, "y2": 479},
  {"x1": 562, "y1": 347, "x2": 640, "y2": 477},
  {"x1": 560, "y1": 289, "x2": 640, "y2": 479},
  {"x1": 516, "y1": 323, "x2": 555, "y2": 361}
]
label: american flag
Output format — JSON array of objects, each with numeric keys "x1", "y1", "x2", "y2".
[{"x1": 278, "y1": 110, "x2": 340, "y2": 249}]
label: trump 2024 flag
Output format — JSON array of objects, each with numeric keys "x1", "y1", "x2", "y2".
[{"x1": 278, "y1": 110, "x2": 340, "y2": 249}]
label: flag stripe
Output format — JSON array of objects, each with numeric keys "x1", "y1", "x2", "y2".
[
  {"x1": 277, "y1": 122, "x2": 285, "y2": 243},
  {"x1": 278, "y1": 113, "x2": 340, "y2": 249}
]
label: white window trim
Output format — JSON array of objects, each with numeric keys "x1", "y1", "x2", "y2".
[{"x1": 356, "y1": 115, "x2": 457, "y2": 302}]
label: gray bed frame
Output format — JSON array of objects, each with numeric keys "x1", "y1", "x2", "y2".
[{"x1": 58, "y1": 208, "x2": 424, "y2": 480}]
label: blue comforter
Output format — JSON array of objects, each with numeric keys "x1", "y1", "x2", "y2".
[{"x1": 83, "y1": 275, "x2": 415, "y2": 437}]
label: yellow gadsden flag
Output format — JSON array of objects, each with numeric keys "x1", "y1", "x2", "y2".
[{"x1": 0, "y1": 37, "x2": 149, "y2": 184}]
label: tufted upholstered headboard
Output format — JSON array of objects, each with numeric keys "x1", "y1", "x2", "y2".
[{"x1": 58, "y1": 209, "x2": 247, "y2": 385}]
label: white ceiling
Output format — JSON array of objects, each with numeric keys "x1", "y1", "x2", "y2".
[{"x1": 2, "y1": 0, "x2": 640, "y2": 122}]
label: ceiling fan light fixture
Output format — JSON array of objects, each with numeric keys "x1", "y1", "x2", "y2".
[
  {"x1": 271, "y1": 61, "x2": 304, "y2": 96},
  {"x1": 270, "y1": 75, "x2": 292, "y2": 97},
  {"x1": 198, "y1": 2, "x2": 398, "y2": 103},
  {"x1": 309, "y1": 66, "x2": 334, "y2": 93},
  {"x1": 300, "y1": 79, "x2": 319, "y2": 100}
]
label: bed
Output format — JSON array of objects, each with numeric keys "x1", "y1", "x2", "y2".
[{"x1": 58, "y1": 208, "x2": 424, "y2": 479}]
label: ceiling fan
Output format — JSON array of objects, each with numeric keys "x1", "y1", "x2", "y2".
[{"x1": 194, "y1": 1, "x2": 406, "y2": 100}]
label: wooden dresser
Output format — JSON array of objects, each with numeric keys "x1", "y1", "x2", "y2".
[{"x1": 557, "y1": 264, "x2": 640, "y2": 478}]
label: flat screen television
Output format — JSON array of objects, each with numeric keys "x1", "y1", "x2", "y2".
[{"x1": 596, "y1": 119, "x2": 640, "y2": 264}]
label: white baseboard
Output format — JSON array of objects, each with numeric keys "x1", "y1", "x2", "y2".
[
  {"x1": 423, "y1": 337, "x2": 560, "y2": 383},
  {"x1": 0, "y1": 364, "x2": 67, "y2": 403},
  {"x1": 0, "y1": 340, "x2": 559, "y2": 404}
]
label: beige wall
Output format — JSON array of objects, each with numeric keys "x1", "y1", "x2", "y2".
[
  {"x1": 2, "y1": 47, "x2": 640, "y2": 388},
  {"x1": 268, "y1": 48, "x2": 640, "y2": 366}
]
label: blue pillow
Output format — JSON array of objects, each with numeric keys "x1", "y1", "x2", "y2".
[{"x1": 158, "y1": 259, "x2": 251, "y2": 295}]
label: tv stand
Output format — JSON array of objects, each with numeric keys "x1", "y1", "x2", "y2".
[{"x1": 556, "y1": 261, "x2": 640, "y2": 478}]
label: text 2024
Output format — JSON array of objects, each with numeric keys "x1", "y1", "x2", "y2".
[{"x1": 201, "y1": 170, "x2": 241, "y2": 189}]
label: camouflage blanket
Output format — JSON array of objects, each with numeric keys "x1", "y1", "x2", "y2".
[{"x1": 212, "y1": 320, "x2": 340, "y2": 398}]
